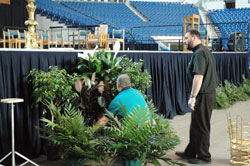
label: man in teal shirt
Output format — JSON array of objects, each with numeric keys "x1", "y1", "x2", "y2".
[{"x1": 96, "y1": 74, "x2": 150, "y2": 125}]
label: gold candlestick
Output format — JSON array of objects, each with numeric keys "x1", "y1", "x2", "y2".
[{"x1": 25, "y1": 0, "x2": 39, "y2": 49}]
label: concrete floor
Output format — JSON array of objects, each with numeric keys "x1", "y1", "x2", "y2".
[
  {"x1": 24, "y1": 99, "x2": 250, "y2": 166},
  {"x1": 166, "y1": 99, "x2": 250, "y2": 166}
]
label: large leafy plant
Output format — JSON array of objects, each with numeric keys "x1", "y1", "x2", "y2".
[
  {"x1": 28, "y1": 66, "x2": 79, "y2": 122},
  {"x1": 214, "y1": 84, "x2": 230, "y2": 109},
  {"x1": 100, "y1": 105, "x2": 182, "y2": 166},
  {"x1": 39, "y1": 102, "x2": 106, "y2": 164},
  {"x1": 239, "y1": 76, "x2": 250, "y2": 96},
  {"x1": 120, "y1": 58, "x2": 151, "y2": 95},
  {"x1": 223, "y1": 80, "x2": 248, "y2": 104},
  {"x1": 75, "y1": 51, "x2": 152, "y2": 125},
  {"x1": 215, "y1": 77, "x2": 250, "y2": 109},
  {"x1": 76, "y1": 50, "x2": 123, "y2": 91},
  {"x1": 75, "y1": 51, "x2": 124, "y2": 125}
]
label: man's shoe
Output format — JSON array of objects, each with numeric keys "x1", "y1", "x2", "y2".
[
  {"x1": 175, "y1": 152, "x2": 194, "y2": 159},
  {"x1": 188, "y1": 158, "x2": 211, "y2": 164}
]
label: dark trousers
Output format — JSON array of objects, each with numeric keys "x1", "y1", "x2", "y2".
[{"x1": 184, "y1": 90, "x2": 216, "y2": 161}]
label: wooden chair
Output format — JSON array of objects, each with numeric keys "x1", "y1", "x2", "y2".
[
  {"x1": 37, "y1": 32, "x2": 43, "y2": 49},
  {"x1": 109, "y1": 29, "x2": 125, "y2": 50},
  {"x1": 0, "y1": 30, "x2": 8, "y2": 48},
  {"x1": 8, "y1": 29, "x2": 19, "y2": 48},
  {"x1": 16, "y1": 30, "x2": 26, "y2": 48},
  {"x1": 99, "y1": 33, "x2": 109, "y2": 50},
  {"x1": 54, "y1": 32, "x2": 70, "y2": 48},
  {"x1": 53, "y1": 32, "x2": 61, "y2": 48},
  {"x1": 227, "y1": 113, "x2": 250, "y2": 165},
  {"x1": 69, "y1": 30, "x2": 78, "y2": 48},
  {"x1": 74, "y1": 30, "x2": 89, "y2": 49},
  {"x1": 87, "y1": 34, "x2": 98, "y2": 49},
  {"x1": 40, "y1": 31, "x2": 51, "y2": 49}
]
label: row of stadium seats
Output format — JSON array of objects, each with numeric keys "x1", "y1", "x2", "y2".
[
  {"x1": 35, "y1": 0, "x2": 100, "y2": 26},
  {"x1": 130, "y1": 1, "x2": 206, "y2": 41},
  {"x1": 61, "y1": 1, "x2": 145, "y2": 28},
  {"x1": 35, "y1": 0, "x2": 249, "y2": 49},
  {"x1": 34, "y1": 0, "x2": 206, "y2": 44},
  {"x1": 60, "y1": 1, "x2": 204, "y2": 43},
  {"x1": 209, "y1": 7, "x2": 250, "y2": 50}
]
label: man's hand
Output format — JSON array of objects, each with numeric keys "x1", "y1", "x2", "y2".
[
  {"x1": 95, "y1": 115, "x2": 109, "y2": 126},
  {"x1": 188, "y1": 97, "x2": 196, "y2": 111}
]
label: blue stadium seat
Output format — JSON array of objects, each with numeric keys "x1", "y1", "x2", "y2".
[{"x1": 209, "y1": 7, "x2": 250, "y2": 50}]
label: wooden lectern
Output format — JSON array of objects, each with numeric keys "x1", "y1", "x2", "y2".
[{"x1": 183, "y1": 14, "x2": 200, "y2": 51}]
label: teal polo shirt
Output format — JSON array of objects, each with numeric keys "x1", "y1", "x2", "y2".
[{"x1": 107, "y1": 87, "x2": 150, "y2": 120}]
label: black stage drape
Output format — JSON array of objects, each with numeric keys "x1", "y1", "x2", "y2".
[
  {"x1": 0, "y1": 0, "x2": 28, "y2": 37},
  {"x1": 0, "y1": 50, "x2": 78, "y2": 164},
  {"x1": 0, "y1": 50, "x2": 249, "y2": 162},
  {"x1": 116, "y1": 51, "x2": 249, "y2": 119}
]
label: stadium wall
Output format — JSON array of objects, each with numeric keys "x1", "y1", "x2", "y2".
[
  {"x1": 235, "y1": 0, "x2": 250, "y2": 8},
  {"x1": 202, "y1": 0, "x2": 225, "y2": 10}
]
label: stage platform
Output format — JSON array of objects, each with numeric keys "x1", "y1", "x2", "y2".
[{"x1": 0, "y1": 48, "x2": 249, "y2": 165}]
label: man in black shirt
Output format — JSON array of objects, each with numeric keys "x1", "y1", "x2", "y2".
[{"x1": 176, "y1": 30, "x2": 219, "y2": 164}]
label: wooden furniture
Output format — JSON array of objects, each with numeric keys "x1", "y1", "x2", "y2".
[
  {"x1": 113, "y1": 29, "x2": 125, "y2": 50},
  {"x1": 94, "y1": 24, "x2": 108, "y2": 38},
  {"x1": 227, "y1": 113, "x2": 250, "y2": 165},
  {"x1": 108, "y1": 29, "x2": 125, "y2": 50},
  {"x1": 0, "y1": 98, "x2": 39, "y2": 166},
  {"x1": 87, "y1": 33, "x2": 110, "y2": 50},
  {"x1": 87, "y1": 34, "x2": 98, "y2": 49},
  {"x1": 54, "y1": 32, "x2": 70, "y2": 48},
  {"x1": 99, "y1": 33, "x2": 109, "y2": 50},
  {"x1": 183, "y1": 14, "x2": 200, "y2": 51},
  {"x1": 0, "y1": 30, "x2": 8, "y2": 48},
  {"x1": 40, "y1": 31, "x2": 51, "y2": 49},
  {"x1": 69, "y1": 30, "x2": 78, "y2": 48},
  {"x1": 74, "y1": 30, "x2": 89, "y2": 49},
  {"x1": 37, "y1": 32, "x2": 43, "y2": 49},
  {"x1": 16, "y1": 30, "x2": 26, "y2": 48},
  {"x1": 8, "y1": 29, "x2": 19, "y2": 48}
]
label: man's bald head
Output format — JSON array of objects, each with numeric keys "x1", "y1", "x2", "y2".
[{"x1": 117, "y1": 74, "x2": 131, "y2": 91}]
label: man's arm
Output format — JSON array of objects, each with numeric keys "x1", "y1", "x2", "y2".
[
  {"x1": 95, "y1": 115, "x2": 109, "y2": 126},
  {"x1": 188, "y1": 74, "x2": 204, "y2": 111}
]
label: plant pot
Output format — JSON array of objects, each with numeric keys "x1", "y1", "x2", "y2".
[
  {"x1": 112, "y1": 158, "x2": 124, "y2": 166},
  {"x1": 46, "y1": 142, "x2": 61, "y2": 161},
  {"x1": 66, "y1": 158, "x2": 84, "y2": 166},
  {"x1": 124, "y1": 159, "x2": 141, "y2": 166},
  {"x1": 84, "y1": 162, "x2": 93, "y2": 166}
]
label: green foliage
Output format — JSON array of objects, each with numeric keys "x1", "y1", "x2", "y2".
[
  {"x1": 224, "y1": 80, "x2": 247, "y2": 103},
  {"x1": 75, "y1": 51, "x2": 124, "y2": 125},
  {"x1": 239, "y1": 76, "x2": 250, "y2": 96},
  {"x1": 120, "y1": 57, "x2": 152, "y2": 95},
  {"x1": 75, "y1": 51, "x2": 152, "y2": 125},
  {"x1": 215, "y1": 76, "x2": 250, "y2": 109},
  {"x1": 214, "y1": 84, "x2": 230, "y2": 109},
  {"x1": 39, "y1": 102, "x2": 106, "y2": 164},
  {"x1": 76, "y1": 51, "x2": 151, "y2": 98},
  {"x1": 100, "y1": 106, "x2": 182, "y2": 166},
  {"x1": 28, "y1": 66, "x2": 79, "y2": 113},
  {"x1": 76, "y1": 50, "x2": 123, "y2": 91}
]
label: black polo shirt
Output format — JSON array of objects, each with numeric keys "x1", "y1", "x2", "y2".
[{"x1": 187, "y1": 44, "x2": 219, "y2": 94}]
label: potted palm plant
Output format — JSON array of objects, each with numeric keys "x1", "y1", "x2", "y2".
[
  {"x1": 100, "y1": 104, "x2": 183, "y2": 166},
  {"x1": 40, "y1": 102, "x2": 108, "y2": 166},
  {"x1": 28, "y1": 66, "x2": 79, "y2": 161}
]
